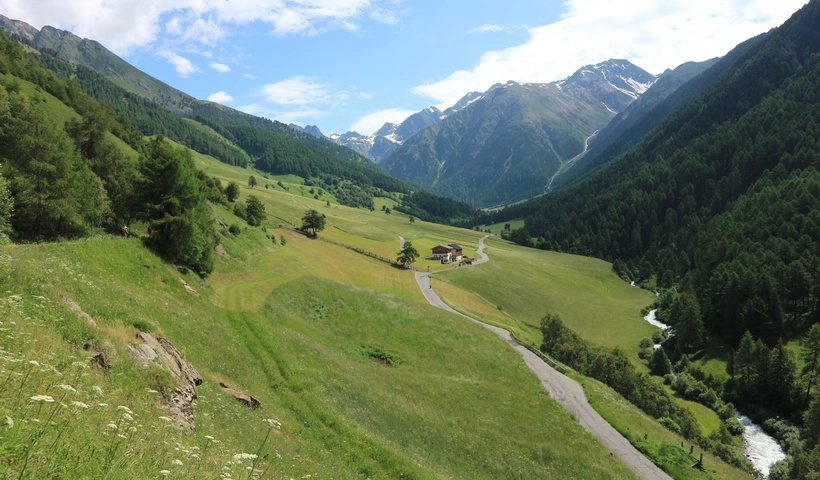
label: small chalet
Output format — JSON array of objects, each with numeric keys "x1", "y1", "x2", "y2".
[{"x1": 431, "y1": 243, "x2": 463, "y2": 264}]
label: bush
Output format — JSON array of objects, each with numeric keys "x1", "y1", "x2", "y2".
[
  {"x1": 639, "y1": 337, "x2": 653, "y2": 349},
  {"x1": 725, "y1": 417, "x2": 745, "y2": 436},
  {"x1": 229, "y1": 223, "x2": 241, "y2": 236},
  {"x1": 233, "y1": 203, "x2": 247, "y2": 220},
  {"x1": 658, "y1": 417, "x2": 681, "y2": 433},
  {"x1": 132, "y1": 320, "x2": 156, "y2": 333}
]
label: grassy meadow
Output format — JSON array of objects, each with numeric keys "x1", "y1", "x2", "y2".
[
  {"x1": 433, "y1": 236, "x2": 660, "y2": 356},
  {"x1": 0, "y1": 139, "x2": 755, "y2": 478}
]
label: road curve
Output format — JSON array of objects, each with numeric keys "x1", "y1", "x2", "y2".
[{"x1": 413, "y1": 236, "x2": 672, "y2": 480}]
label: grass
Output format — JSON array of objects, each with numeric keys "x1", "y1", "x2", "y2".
[
  {"x1": 434, "y1": 237, "x2": 659, "y2": 360},
  {"x1": 0, "y1": 126, "x2": 754, "y2": 478},
  {"x1": 580, "y1": 375, "x2": 753, "y2": 480},
  {"x1": 0, "y1": 236, "x2": 639, "y2": 479}
]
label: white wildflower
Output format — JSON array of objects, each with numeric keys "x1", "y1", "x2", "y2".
[
  {"x1": 159, "y1": 470, "x2": 170, "y2": 476},
  {"x1": 107, "y1": 423, "x2": 118, "y2": 430},
  {"x1": 116, "y1": 405, "x2": 133, "y2": 414},
  {"x1": 98, "y1": 403, "x2": 108, "y2": 407},
  {"x1": 70, "y1": 401, "x2": 89, "y2": 409},
  {"x1": 204, "y1": 435, "x2": 214, "y2": 441},
  {"x1": 55, "y1": 384, "x2": 77, "y2": 393},
  {"x1": 91, "y1": 386, "x2": 103, "y2": 397},
  {"x1": 263, "y1": 418, "x2": 281, "y2": 429},
  {"x1": 28, "y1": 360, "x2": 39, "y2": 367},
  {"x1": 30, "y1": 395, "x2": 54, "y2": 403},
  {"x1": 159, "y1": 416, "x2": 172, "y2": 422},
  {"x1": 232, "y1": 453, "x2": 257, "y2": 462},
  {"x1": 71, "y1": 361, "x2": 90, "y2": 369},
  {"x1": 4, "y1": 416, "x2": 13, "y2": 428},
  {"x1": 122, "y1": 413, "x2": 134, "y2": 422},
  {"x1": 117, "y1": 434, "x2": 127, "y2": 439},
  {"x1": 172, "y1": 459, "x2": 183, "y2": 466}
]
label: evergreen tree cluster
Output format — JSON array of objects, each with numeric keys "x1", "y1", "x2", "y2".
[{"x1": 0, "y1": 33, "x2": 218, "y2": 273}]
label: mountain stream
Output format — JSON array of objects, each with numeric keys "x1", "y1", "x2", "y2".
[{"x1": 642, "y1": 310, "x2": 786, "y2": 477}]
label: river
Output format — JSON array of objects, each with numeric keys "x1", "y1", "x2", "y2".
[{"x1": 642, "y1": 310, "x2": 787, "y2": 477}]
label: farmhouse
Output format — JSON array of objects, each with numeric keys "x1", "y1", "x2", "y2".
[{"x1": 431, "y1": 244, "x2": 463, "y2": 264}]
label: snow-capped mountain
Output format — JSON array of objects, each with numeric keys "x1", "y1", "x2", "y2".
[
  {"x1": 553, "y1": 59, "x2": 657, "y2": 113},
  {"x1": 291, "y1": 90, "x2": 489, "y2": 163}
]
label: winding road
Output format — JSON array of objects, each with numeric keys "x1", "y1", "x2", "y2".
[{"x1": 412, "y1": 235, "x2": 672, "y2": 480}]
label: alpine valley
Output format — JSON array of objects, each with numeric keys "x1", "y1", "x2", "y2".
[{"x1": 2, "y1": 2, "x2": 820, "y2": 480}]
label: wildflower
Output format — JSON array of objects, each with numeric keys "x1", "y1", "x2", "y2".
[
  {"x1": 263, "y1": 418, "x2": 282, "y2": 429},
  {"x1": 147, "y1": 389, "x2": 158, "y2": 394},
  {"x1": 55, "y1": 384, "x2": 77, "y2": 393},
  {"x1": 98, "y1": 403, "x2": 108, "y2": 407},
  {"x1": 30, "y1": 395, "x2": 54, "y2": 403},
  {"x1": 92, "y1": 386, "x2": 103, "y2": 396},
  {"x1": 4, "y1": 416, "x2": 12, "y2": 428},
  {"x1": 107, "y1": 423, "x2": 118, "y2": 430},
  {"x1": 70, "y1": 401, "x2": 89, "y2": 409},
  {"x1": 205, "y1": 435, "x2": 214, "y2": 441},
  {"x1": 117, "y1": 434, "x2": 127, "y2": 439},
  {"x1": 71, "y1": 361, "x2": 90, "y2": 369},
  {"x1": 232, "y1": 453, "x2": 257, "y2": 462},
  {"x1": 159, "y1": 470, "x2": 170, "y2": 476},
  {"x1": 129, "y1": 426, "x2": 137, "y2": 433},
  {"x1": 172, "y1": 459, "x2": 183, "y2": 466},
  {"x1": 116, "y1": 405, "x2": 133, "y2": 414},
  {"x1": 122, "y1": 413, "x2": 134, "y2": 422},
  {"x1": 159, "y1": 416, "x2": 172, "y2": 422},
  {"x1": 28, "y1": 360, "x2": 40, "y2": 367}
]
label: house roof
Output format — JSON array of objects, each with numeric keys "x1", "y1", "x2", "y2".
[{"x1": 448, "y1": 243, "x2": 462, "y2": 250}]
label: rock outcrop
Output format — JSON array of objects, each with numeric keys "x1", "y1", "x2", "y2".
[
  {"x1": 60, "y1": 294, "x2": 98, "y2": 329},
  {"x1": 219, "y1": 382, "x2": 261, "y2": 409},
  {"x1": 129, "y1": 332, "x2": 202, "y2": 430}
]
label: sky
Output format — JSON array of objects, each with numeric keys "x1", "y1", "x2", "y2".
[{"x1": 0, "y1": 0, "x2": 810, "y2": 136}]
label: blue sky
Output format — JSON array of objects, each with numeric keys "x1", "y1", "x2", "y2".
[{"x1": 0, "y1": 0, "x2": 809, "y2": 135}]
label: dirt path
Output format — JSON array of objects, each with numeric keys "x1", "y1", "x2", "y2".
[{"x1": 414, "y1": 237, "x2": 672, "y2": 480}]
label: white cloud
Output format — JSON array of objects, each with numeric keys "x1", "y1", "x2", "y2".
[
  {"x1": 468, "y1": 24, "x2": 513, "y2": 34},
  {"x1": 242, "y1": 73, "x2": 258, "y2": 79},
  {"x1": 413, "y1": 0, "x2": 810, "y2": 108},
  {"x1": 0, "y1": 0, "x2": 387, "y2": 54},
  {"x1": 207, "y1": 91, "x2": 233, "y2": 103},
  {"x1": 158, "y1": 51, "x2": 199, "y2": 77},
  {"x1": 209, "y1": 62, "x2": 231, "y2": 72},
  {"x1": 350, "y1": 108, "x2": 417, "y2": 136},
  {"x1": 261, "y1": 76, "x2": 346, "y2": 105}
]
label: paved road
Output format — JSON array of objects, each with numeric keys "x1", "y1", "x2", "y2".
[{"x1": 413, "y1": 236, "x2": 672, "y2": 480}]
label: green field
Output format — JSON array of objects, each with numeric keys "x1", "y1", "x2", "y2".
[
  {"x1": 0, "y1": 135, "x2": 754, "y2": 479},
  {"x1": 434, "y1": 237, "x2": 659, "y2": 357}
]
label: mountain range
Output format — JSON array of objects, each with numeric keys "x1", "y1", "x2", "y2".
[{"x1": 380, "y1": 60, "x2": 658, "y2": 207}]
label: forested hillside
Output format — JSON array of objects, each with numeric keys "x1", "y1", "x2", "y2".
[
  {"x1": 481, "y1": 2, "x2": 820, "y2": 463},
  {"x1": 0, "y1": 32, "x2": 222, "y2": 272},
  {"x1": 6, "y1": 32, "x2": 476, "y2": 224}
]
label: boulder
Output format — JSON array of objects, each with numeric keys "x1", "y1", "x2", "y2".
[{"x1": 219, "y1": 382, "x2": 261, "y2": 409}]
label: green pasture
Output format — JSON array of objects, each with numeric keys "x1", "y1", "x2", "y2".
[
  {"x1": 580, "y1": 375, "x2": 753, "y2": 480},
  {"x1": 434, "y1": 237, "x2": 658, "y2": 358},
  {"x1": 0, "y1": 233, "x2": 639, "y2": 479}
]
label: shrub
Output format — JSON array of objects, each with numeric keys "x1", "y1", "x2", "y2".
[
  {"x1": 132, "y1": 320, "x2": 155, "y2": 333},
  {"x1": 658, "y1": 417, "x2": 681, "y2": 433},
  {"x1": 639, "y1": 337, "x2": 653, "y2": 349},
  {"x1": 229, "y1": 223, "x2": 242, "y2": 236}
]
